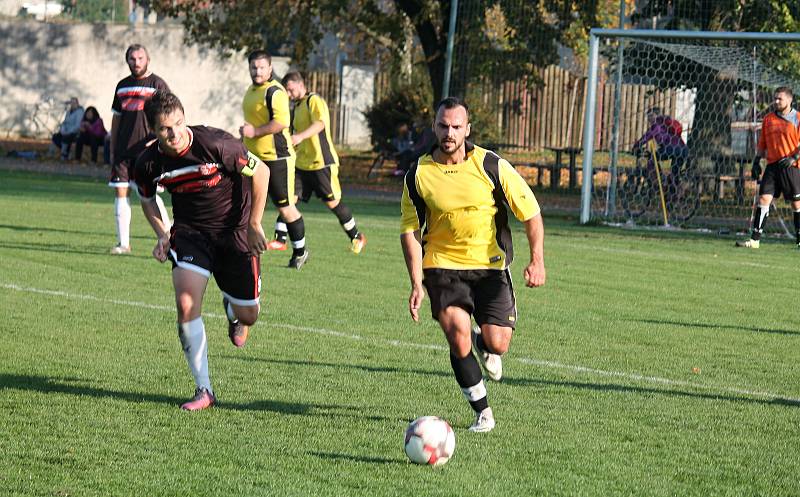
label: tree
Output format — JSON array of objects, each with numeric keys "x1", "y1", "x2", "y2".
[{"x1": 147, "y1": 0, "x2": 613, "y2": 103}]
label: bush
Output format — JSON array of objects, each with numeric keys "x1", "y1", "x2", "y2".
[{"x1": 364, "y1": 85, "x2": 433, "y2": 151}]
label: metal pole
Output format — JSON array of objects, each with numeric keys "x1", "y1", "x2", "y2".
[
  {"x1": 605, "y1": 0, "x2": 626, "y2": 217},
  {"x1": 591, "y1": 28, "x2": 800, "y2": 42},
  {"x1": 580, "y1": 34, "x2": 600, "y2": 224},
  {"x1": 441, "y1": 0, "x2": 459, "y2": 99}
]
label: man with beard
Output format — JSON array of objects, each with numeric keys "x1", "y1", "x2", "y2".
[
  {"x1": 135, "y1": 91, "x2": 269, "y2": 410},
  {"x1": 241, "y1": 50, "x2": 309, "y2": 269},
  {"x1": 109, "y1": 44, "x2": 172, "y2": 255},
  {"x1": 400, "y1": 97, "x2": 546, "y2": 433}
]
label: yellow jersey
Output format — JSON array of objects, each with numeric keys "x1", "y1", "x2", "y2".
[
  {"x1": 242, "y1": 78, "x2": 294, "y2": 161},
  {"x1": 293, "y1": 92, "x2": 339, "y2": 170},
  {"x1": 400, "y1": 143, "x2": 540, "y2": 270}
]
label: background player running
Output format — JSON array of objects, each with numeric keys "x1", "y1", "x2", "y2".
[
  {"x1": 282, "y1": 71, "x2": 367, "y2": 254},
  {"x1": 109, "y1": 44, "x2": 171, "y2": 255},
  {"x1": 241, "y1": 50, "x2": 309, "y2": 269},
  {"x1": 136, "y1": 91, "x2": 269, "y2": 411}
]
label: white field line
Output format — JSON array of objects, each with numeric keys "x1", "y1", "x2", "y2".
[{"x1": 2, "y1": 282, "x2": 798, "y2": 403}]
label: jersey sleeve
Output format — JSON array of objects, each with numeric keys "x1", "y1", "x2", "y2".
[
  {"x1": 156, "y1": 76, "x2": 171, "y2": 93},
  {"x1": 134, "y1": 152, "x2": 157, "y2": 199},
  {"x1": 269, "y1": 88, "x2": 291, "y2": 127},
  {"x1": 498, "y1": 159, "x2": 540, "y2": 221},
  {"x1": 111, "y1": 83, "x2": 122, "y2": 115},
  {"x1": 400, "y1": 176, "x2": 421, "y2": 233},
  {"x1": 309, "y1": 95, "x2": 329, "y2": 125},
  {"x1": 216, "y1": 131, "x2": 251, "y2": 174}
]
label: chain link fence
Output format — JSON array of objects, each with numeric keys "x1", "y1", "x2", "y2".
[{"x1": 582, "y1": 30, "x2": 800, "y2": 234}]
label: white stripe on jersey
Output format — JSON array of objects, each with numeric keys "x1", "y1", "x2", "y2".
[
  {"x1": 156, "y1": 164, "x2": 221, "y2": 183},
  {"x1": 116, "y1": 86, "x2": 158, "y2": 97}
]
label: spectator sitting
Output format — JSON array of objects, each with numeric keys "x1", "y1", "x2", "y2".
[
  {"x1": 51, "y1": 97, "x2": 84, "y2": 160},
  {"x1": 75, "y1": 106, "x2": 108, "y2": 163},
  {"x1": 392, "y1": 122, "x2": 436, "y2": 177}
]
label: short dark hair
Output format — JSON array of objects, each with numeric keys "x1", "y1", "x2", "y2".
[
  {"x1": 775, "y1": 86, "x2": 793, "y2": 98},
  {"x1": 125, "y1": 44, "x2": 148, "y2": 61},
  {"x1": 436, "y1": 97, "x2": 470, "y2": 121},
  {"x1": 144, "y1": 91, "x2": 184, "y2": 129},
  {"x1": 248, "y1": 50, "x2": 272, "y2": 65},
  {"x1": 281, "y1": 71, "x2": 304, "y2": 86}
]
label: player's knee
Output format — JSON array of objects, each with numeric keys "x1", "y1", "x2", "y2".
[
  {"x1": 482, "y1": 327, "x2": 512, "y2": 355},
  {"x1": 236, "y1": 306, "x2": 259, "y2": 326}
]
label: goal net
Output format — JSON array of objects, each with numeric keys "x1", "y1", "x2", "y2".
[{"x1": 583, "y1": 31, "x2": 800, "y2": 236}]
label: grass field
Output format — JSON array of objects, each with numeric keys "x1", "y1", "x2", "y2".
[{"x1": 1, "y1": 169, "x2": 798, "y2": 497}]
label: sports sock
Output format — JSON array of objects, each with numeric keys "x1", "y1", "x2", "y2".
[
  {"x1": 178, "y1": 317, "x2": 212, "y2": 393},
  {"x1": 224, "y1": 300, "x2": 238, "y2": 323},
  {"x1": 287, "y1": 217, "x2": 306, "y2": 256},
  {"x1": 793, "y1": 209, "x2": 800, "y2": 244},
  {"x1": 114, "y1": 197, "x2": 131, "y2": 247},
  {"x1": 474, "y1": 333, "x2": 495, "y2": 355},
  {"x1": 155, "y1": 194, "x2": 172, "y2": 231},
  {"x1": 274, "y1": 216, "x2": 288, "y2": 244},
  {"x1": 330, "y1": 203, "x2": 360, "y2": 240},
  {"x1": 751, "y1": 203, "x2": 769, "y2": 241},
  {"x1": 450, "y1": 352, "x2": 489, "y2": 413}
]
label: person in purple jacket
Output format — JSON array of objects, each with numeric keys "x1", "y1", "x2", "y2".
[
  {"x1": 631, "y1": 107, "x2": 689, "y2": 192},
  {"x1": 75, "y1": 106, "x2": 108, "y2": 163}
]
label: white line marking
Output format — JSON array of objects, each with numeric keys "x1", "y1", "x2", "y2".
[{"x1": 3, "y1": 282, "x2": 798, "y2": 403}]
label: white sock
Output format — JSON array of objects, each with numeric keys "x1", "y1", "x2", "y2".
[
  {"x1": 114, "y1": 197, "x2": 131, "y2": 247},
  {"x1": 155, "y1": 194, "x2": 172, "y2": 231},
  {"x1": 178, "y1": 317, "x2": 212, "y2": 393}
]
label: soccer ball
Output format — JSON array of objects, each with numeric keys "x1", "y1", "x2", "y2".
[{"x1": 404, "y1": 416, "x2": 456, "y2": 466}]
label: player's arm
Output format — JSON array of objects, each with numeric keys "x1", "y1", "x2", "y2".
[
  {"x1": 140, "y1": 196, "x2": 170, "y2": 263},
  {"x1": 291, "y1": 119, "x2": 324, "y2": 146},
  {"x1": 522, "y1": 213, "x2": 546, "y2": 288},
  {"x1": 110, "y1": 113, "x2": 120, "y2": 164},
  {"x1": 497, "y1": 159, "x2": 545, "y2": 287},
  {"x1": 241, "y1": 89, "x2": 290, "y2": 138},
  {"x1": 400, "y1": 183, "x2": 425, "y2": 322},
  {"x1": 243, "y1": 154, "x2": 270, "y2": 254},
  {"x1": 400, "y1": 231, "x2": 424, "y2": 322}
]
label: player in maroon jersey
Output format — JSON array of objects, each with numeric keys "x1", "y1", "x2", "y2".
[
  {"x1": 109, "y1": 44, "x2": 171, "y2": 255},
  {"x1": 136, "y1": 91, "x2": 270, "y2": 411}
]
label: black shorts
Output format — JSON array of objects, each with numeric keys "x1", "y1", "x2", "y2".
[
  {"x1": 168, "y1": 227, "x2": 261, "y2": 306},
  {"x1": 295, "y1": 166, "x2": 341, "y2": 203},
  {"x1": 266, "y1": 157, "x2": 296, "y2": 208},
  {"x1": 422, "y1": 268, "x2": 517, "y2": 328},
  {"x1": 109, "y1": 157, "x2": 134, "y2": 187},
  {"x1": 759, "y1": 163, "x2": 800, "y2": 201}
]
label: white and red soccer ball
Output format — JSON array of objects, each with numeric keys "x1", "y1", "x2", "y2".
[{"x1": 404, "y1": 416, "x2": 456, "y2": 466}]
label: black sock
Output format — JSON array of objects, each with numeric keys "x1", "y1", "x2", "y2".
[
  {"x1": 286, "y1": 217, "x2": 306, "y2": 256},
  {"x1": 475, "y1": 333, "x2": 493, "y2": 354},
  {"x1": 331, "y1": 203, "x2": 359, "y2": 239},
  {"x1": 752, "y1": 204, "x2": 769, "y2": 241},
  {"x1": 274, "y1": 215, "x2": 288, "y2": 244},
  {"x1": 793, "y1": 210, "x2": 800, "y2": 244},
  {"x1": 450, "y1": 352, "x2": 488, "y2": 413}
]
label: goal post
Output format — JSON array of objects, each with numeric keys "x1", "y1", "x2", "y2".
[{"x1": 580, "y1": 29, "x2": 800, "y2": 233}]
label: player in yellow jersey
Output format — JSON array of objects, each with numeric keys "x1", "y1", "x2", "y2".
[
  {"x1": 241, "y1": 50, "x2": 309, "y2": 269},
  {"x1": 282, "y1": 71, "x2": 366, "y2": 254},
  {"x1": 400, "y1": 97, "x2": 546, "y2": 433}
]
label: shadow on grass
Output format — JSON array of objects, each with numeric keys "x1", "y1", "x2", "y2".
[
  {"x1": 0, "y1": 241, "x2": 150, "y2": 257},
  {"x1": 501, "y1": 376, "x2": 800, "y2": 407},
  {"x1": 0, "y1": 374, "x2": 398, "y2": 418},
  {"x1": 310, "y1": 451, "x2": 404, "y2": 465},
  {"x1": 635, "y1": 318, "x2": 800, "y2": 336},
  {"x1": 223, "y1": 355, "x2": 451, "y2": 380}
]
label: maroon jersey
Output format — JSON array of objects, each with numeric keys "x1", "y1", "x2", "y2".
[
  {"x1": 111, "y1": 73, "x2": 170, "y2": 160},
  {"x1": 135, "y1": 126, "x2": 253, "y2": 233}
]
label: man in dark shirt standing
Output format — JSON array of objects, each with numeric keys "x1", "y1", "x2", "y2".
[
  {"x1": 109, "y1": 44, "x2": 171, "y2": 255},
  {"x1": 136, "y1": 91, "x2": 270, "y2": 411}
]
